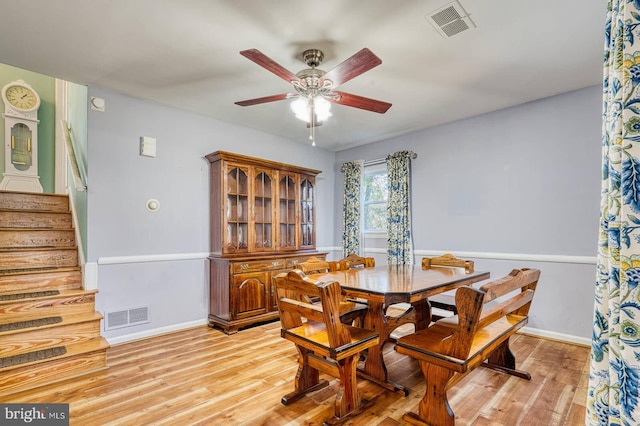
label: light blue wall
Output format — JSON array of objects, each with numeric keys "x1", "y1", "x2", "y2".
[
  {"x1": 334, "y1": 85, "x2": 602, "y2": 340},
  {"x1": 86, "y1": 87, "x2": 335, "y2": 340},
  {"x1": 88, "y1": 84, "x2": 601, "y2": 342}
]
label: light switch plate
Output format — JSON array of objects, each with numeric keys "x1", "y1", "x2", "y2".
[{"x1": 140, "y1": 136, "x2": 156, "y2": 157}]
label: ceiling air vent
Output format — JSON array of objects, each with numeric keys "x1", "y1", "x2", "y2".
[{"x1": 426, "y1": 1, "x2": 476, "y2": 38}]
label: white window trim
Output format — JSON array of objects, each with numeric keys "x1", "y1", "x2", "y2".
[{"x1": 362, "y1": 161, "x2": 388, "y2": 237}]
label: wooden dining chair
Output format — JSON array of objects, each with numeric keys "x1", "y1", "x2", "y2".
[
  {"x1": 422, "y1": 253, "x2": 475, "y2": 319},
  {"x1": 273, "y1": 270, "x2": 380, "y2": 425},
  {"x1": 338, "y1": 253, "x2": 375, "y2": 271},
  {"x1": 295, "y1": 256, "x2": 367, "y2": 326},
  {"x1": 337, "y1": 254, "x2": 418, "y2": 341},
  {"x1": 297, "y1": 256, "x2": 339, "y2": 274}
]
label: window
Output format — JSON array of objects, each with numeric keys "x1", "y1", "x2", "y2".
[{"x1": 363, "y1": 163, "x2": 388, "y2": 233}]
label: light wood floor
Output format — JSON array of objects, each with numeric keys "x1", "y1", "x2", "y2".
[{"x1": 2, "y1": 321, "x2": 590, "y2": 425}]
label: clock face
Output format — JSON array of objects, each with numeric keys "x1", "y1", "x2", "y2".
[{"x1": 5, "y1": 85, "x2": 38, "y2": 111}]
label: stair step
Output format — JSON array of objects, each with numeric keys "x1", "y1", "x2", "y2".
[
  {"x1": 0, "y1": 312, "x2": 103, "y2": 356},
  {"x1": 0, "y1": 210, "x2": 72, "y2": 229},
  {"x1": 0, "y1": 247, "x2": 78, "y2": 272},
  {"x1": 0, "y1": 191, "x2": 108, "y2": 398},
  {"x1": 1, "y1": 346, "x2": 68, "y2": 368},
  {"x1": 0, "y1": 191, "x2": 69, "y2": 213},
  {"x1": 0, "y1": 288, "x2": 98, "y2": 315},
  {"x1": 0, "y1": 228, "x2": 76, "y2": 248},
  {"x1": 0, "y1": 267, "x2": 82, "y2": 293},
  {"x1": 0, "y1": 337, "x2": 110, "y2": 397}
]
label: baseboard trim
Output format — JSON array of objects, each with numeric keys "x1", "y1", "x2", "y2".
[
  {"x1": 519, "y1": 326, "x2": 590, "y2": 347},
  {"x1": 106, "y1": 319, "x2": 209, "y2": 345}
]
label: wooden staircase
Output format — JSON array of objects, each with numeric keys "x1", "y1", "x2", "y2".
[{"x1": 0, "y1": 190, "x2": 109, "y2": 397}]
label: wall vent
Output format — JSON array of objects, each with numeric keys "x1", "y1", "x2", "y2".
[
  {"x1": 105, "y1": 306, "x2": 150, "y2": 330},
  {"x1": 425, "y1": 1, "x2": 476, "y2": 38}
]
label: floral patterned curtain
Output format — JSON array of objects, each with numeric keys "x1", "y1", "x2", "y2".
[
  {"x1": 588, "y1": 1, "x2": 640, "y2": 424},
  {"x1": 386, "y1": 151, "x2": 415, "y2": 265},
  {"x1": 341, "y1": 160, "x2": 363, "y2": 258}
]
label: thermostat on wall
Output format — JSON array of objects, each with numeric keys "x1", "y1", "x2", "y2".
[{"x1": 140, "y1": 136, "x2": 156, "y2": 157}]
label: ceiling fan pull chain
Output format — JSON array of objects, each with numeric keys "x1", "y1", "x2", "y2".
[{"x1": 310, "y1": 102, "x2": 316, "y2": 146}]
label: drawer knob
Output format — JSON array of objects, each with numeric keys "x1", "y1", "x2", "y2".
[
  {"x1": 272, "y1": 261, "x2": 281, "y2": 267},
  {"x1": 240, "y1": 264, "x2": 249, "y2": 270},
  {"x1": 291, "y1": 260, "x2": 298, "y2": 265}
]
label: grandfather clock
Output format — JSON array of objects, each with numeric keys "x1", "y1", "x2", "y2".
[{"x1": 0, "y1": 79, "x2": 43, "y2": 192}]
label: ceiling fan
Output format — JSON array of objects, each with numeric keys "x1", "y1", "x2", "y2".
[{"x1": 234, "y1": 48, "x2": 392, "y2": 144}]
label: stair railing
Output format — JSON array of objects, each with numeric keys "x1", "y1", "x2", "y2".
[{"x1": 61, "y1": 120, "x2": 87, "y2": 192}]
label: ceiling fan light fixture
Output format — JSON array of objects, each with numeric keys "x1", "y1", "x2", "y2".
[
  {"x1": 290, "y1": 97, "x2": 309, "y2": 121},
  {"x1": 290, "y1": 96, "x2": 332, "y2": 123},
  {"x1": 314, "y1": 96, "x2": 332, "y2": 121}
]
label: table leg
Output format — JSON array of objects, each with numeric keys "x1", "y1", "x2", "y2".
[
  {"x1": 358, "y1": 300, "x2": 409, "y2": 395},
  {"x1": 411, "y1": 299, "x2": 431, "y2": 332}
]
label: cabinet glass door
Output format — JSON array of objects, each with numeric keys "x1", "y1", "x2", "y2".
[
  {"x1": 300, "y1": 177, "x2": 315, "y2": 248},
  {"x1": 253, "y1": 169, "x2": 274, "y2": 251},
  {"x1": 278, "y1": 173, "x2": 297, "y2": 250},
  {"x1": 225, "y1": 165, "x2": 249, "y2": 253}
]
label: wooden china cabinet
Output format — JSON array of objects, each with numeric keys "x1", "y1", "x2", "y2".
[{"x1": 206, "y1": 151, "x2": 324, "y2": 334}]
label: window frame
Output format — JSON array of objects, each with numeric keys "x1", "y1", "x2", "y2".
[{"x1": 362, "y1": 162, "x2": 388, "y2": 237}]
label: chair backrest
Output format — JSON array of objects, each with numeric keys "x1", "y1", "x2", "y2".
[
  {"x1": 339, "y1": 253, "x2": 375, "y2": 270},
  {"x1": 441, "y1": 268, "x2": 540, "y2": 360},
  {"x1": 422, "y1": 253, "x2": 474, "y2": 273},
  {"x1": 274, "y1": 270, "x2": 351, "y2": 349},
  {"x1": 296, "y1": 257, "x2": 339, "y2": 274}
]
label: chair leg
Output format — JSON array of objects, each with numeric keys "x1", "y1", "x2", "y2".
[
  {"x1": 282, "y1": 347, "x2": 329, "y2": 405},
  {"x1": 323, "y1": 354, "x2": 374, "y2": 425},
  {"x1": 484, "y1": 339, "x2": 531, "y2": 379},
  {"x1": 402, "y1": 361, "x2": 456, "y2": 426}
]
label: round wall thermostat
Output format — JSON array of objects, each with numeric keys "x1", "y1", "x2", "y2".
[{"x1": 146, "y1": 199, "x2": 160, "y2": 212}]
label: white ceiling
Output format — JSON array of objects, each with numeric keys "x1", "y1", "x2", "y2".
[{"x1": 0, "y1": 0, "x2": 605, "y2": 151}]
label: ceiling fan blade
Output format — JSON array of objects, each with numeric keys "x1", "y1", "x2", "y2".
[
  {"x1": 235, "y1": 93, "x2": 290, "y2": 106},
  {"x1": 320, "y1": 48, "x2": 382, "y2": 88},
  {"x1": 329, "y1": 91, "x2": 392, "y2": 114},
  {"x1": 240, "y1": 49, "x2": 301, "y2": 84}
]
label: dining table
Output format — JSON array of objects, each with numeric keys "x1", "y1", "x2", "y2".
[{"x1": 308, "y1": 264, "x2": 490, "y2": 395}]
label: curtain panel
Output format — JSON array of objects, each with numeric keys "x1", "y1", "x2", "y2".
[
  {"x1": 341, "y1": 160, "x2": 363, "y2": 258},
  {"x1": 588, "y1": 1, "x2": 640, "y2": 424},
  {"x1": 386, "y1": 151, "x2": 415, "y2": 265}
]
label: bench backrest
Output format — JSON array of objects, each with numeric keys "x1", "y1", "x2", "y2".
[
  {"x1": 339, "y1": 253, "x2": 375, "y2": 270},
  {"x1": 274, "y1": 270, "x2": 351, "y2": 349},
  {"x1": 422, "y1": 253, "x2": 474, "y2": 273},
  {"x1": 442, "y1": 268, "x2": 540, "y2": 360}
]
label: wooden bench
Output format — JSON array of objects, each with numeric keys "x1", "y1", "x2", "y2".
[
  {"x1": 422, "y1": 254, "x2": 475, "y2": 318},
  {"x1": 274, "y1": 270, "x2": 380, "y2": 425},
  {"x1": 395, "y1": 268, "x2": 540, "y2": 426}
]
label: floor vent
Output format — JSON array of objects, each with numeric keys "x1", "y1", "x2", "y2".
[
  {"x1": 105, "y1": 306, "x2": 150, "y2": 330},
  {"x1": 426, "y1": 1, "x2": 476, "y2": 38}
]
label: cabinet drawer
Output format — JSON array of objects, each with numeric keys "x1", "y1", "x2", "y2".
[
  {"x1": 233, "y1": 259, "x2": 286, "y2": 273},
  {"x1": 286, "y1": 254, "x2": 327, "y2": 269}
]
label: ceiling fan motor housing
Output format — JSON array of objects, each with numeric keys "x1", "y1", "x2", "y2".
[{"x1": 302, "y1": 49, "x2": 324, "y2": 68}]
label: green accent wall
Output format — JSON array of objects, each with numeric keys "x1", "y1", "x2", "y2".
[{"x1": 0, "y1": 63, "x2": 56, "y2": 193}]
